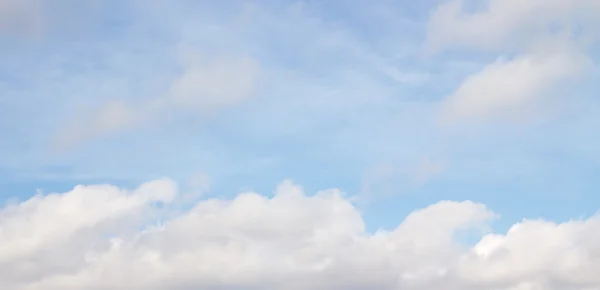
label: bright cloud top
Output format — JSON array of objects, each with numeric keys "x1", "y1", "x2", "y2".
[{"x1": 2, "y1": 179, "x2": 599, "y2": 290}]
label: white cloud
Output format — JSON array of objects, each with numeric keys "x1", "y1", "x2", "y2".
[
  {"x1": 169, "y1": 54, "x2": 259, "y2": 110},
  {"x1": 426, "y1": 0, "x2": 600, "y2": 52},
  {"x1": 438, "y1": 52, "x2": 590, "y2": 124},
  {"x1": 0, "y1": 178, "x2": 177, "y2": 289},
  {"x1": 54, "y1": 100, "x2": 142, "y2": 150},
  {"x1": 2, "y1": 179, "x2": 600, "y2": 289},
  {"x1": 429, "y1": 0, "x2": 599, "y2": 125},
  {"x1": 54, "y1": 53, "x2": 261, "y2": 150},
  {"x1": 183, "y1": 171, "x2": 211, "y2": 200}
]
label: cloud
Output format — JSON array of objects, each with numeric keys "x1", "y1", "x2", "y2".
[
  {"x1": 0, "y1": 178, "x2": 177, "y2": 288},
  {"x1": 358, "y1": 157, "x2": 445, "y2": 201},
  {"x1": 438, "y1": 52, "x2": 590, "y2": 124},
  {"x1": 183, "y1": 171, "x2": 211, "y2": 200},
  {"x1": 426, "y1": 0, "x2": 600, "y2": 52},
  {"x1": 2, "y1": 179, "x2": 600, "y2": 289},
  {"x1": 429, "y1": 0, "x2": 599, "y2": 125},
  {"x1": 0, "y1": 0, "x2": 42, "y2": 37},
  {"x1": 54, "y1": 53, "x2": 261, "y2": 150},
  {"x1": 169, "y1": 53, "x2": 259, "y2": 110},
  {"x1": 54, "y1": 100, "x2": 141, "y2": 150},
  {"x1": 413, "y1": 156, "x2": 445, "y2": 186}
]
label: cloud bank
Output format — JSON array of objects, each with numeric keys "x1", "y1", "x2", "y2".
[{"x1": 2, "y1": 179, "x2": 600, "y2": 290}]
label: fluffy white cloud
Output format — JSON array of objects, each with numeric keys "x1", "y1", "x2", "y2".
[
  {"x1": 2, "y1": 179, "x2": 600, "y2": 290},
  {"x1": 0, "y1": 178, "x2": 177, "y2": 289}
]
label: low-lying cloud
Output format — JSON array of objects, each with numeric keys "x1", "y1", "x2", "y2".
[{"x1": 1, "y1": 179, "x2": 599, "y2": 290}]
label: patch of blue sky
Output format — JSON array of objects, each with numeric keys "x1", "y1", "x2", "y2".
[{"x1": 1, "y1": 0, "x2": 599, "y2": 235}]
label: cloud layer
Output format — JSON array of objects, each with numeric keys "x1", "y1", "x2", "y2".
[{"x1": 2, "y1": 179, "x2": 600, "y2": 290}]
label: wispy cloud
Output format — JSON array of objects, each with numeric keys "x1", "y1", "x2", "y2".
[
  {"x1": 426, "y1": 0, "x2": 600, "y2": 53},
  {"x1": 438, "y1": 52, "x2": 591, "y2": 124},
  {"x1": 0, "y1": 0, "x2": 42, "y2": 37},
  {"x1": 428, "y1": 0, "x2": 600, "y2": 126},
  {"x1": 0, "y1": 0, "x2": 598, "y2": 217},
  {"x1": 54, "y1": 51, "x2": 261, "y2": 150}
]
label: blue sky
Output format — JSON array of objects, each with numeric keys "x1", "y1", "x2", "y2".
[
  {"x1": 2, "y1": 0, "x2": 600, "y2": 233},
  {"x1": 2, "y1": 1, "x2": 600, "y2": 289}
]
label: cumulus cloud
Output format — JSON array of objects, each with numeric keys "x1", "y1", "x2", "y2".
[
  {"x1": 2, "y1": 179, "x2": 600, "y2": 290},
  {"x1": 0, "y1": 178, "x2": 177, "y2": 289}
]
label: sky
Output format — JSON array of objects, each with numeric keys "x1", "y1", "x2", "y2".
[{"x1": 1, "y1": 0, "x2": 600, "y2": 289}]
